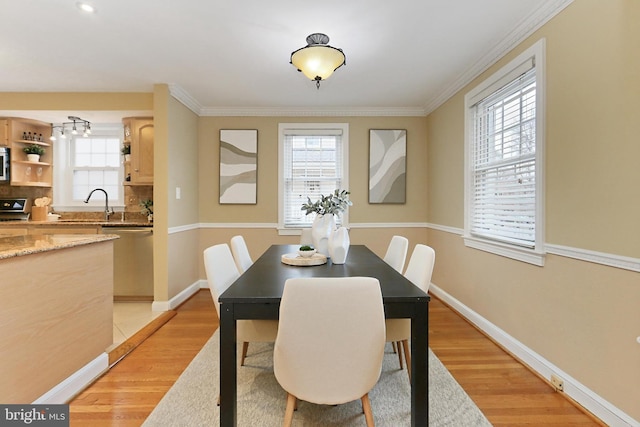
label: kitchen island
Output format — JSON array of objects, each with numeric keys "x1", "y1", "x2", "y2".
[{"x1": 0, "y1": 233, "x2": 118, "y2": 403}]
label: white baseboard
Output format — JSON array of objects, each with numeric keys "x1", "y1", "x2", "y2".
[
  {"x1": 33, "y1": 353, "x2": 108, "y2": 404},
  {"x1": 429, "y1": 283, "x2": 638, "y2": 427},
  {"x1": 151, "y1": 280, "x2": 202, "y2": 312}
]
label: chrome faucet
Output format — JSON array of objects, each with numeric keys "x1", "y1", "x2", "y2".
[{"x1": 84, "y1": 188, "x2": 114, "y2": 221}]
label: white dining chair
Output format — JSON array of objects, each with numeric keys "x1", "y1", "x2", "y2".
[
  {"x1": 383, "y1": 235, "x2": 409, "y2": 273},
  {"x1": 274, "y1": 277, "x2": 385, "y2": 427},
  {"x1": 385, "y1": 244, "x2": 435, "y2": 380},
  {"x1": 203, "y1": 243, "x2": 278, "y2": 367},
  {"x1": 230, "y1": 235, "x2": 253, "y2": 274}
]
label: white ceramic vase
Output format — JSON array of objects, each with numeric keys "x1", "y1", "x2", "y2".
[
  {"x1": 311, "y1": 214, "x2": 335, "y2": 257},
  {"x1": 27, "y1": 154, "x2": 40, "y2": 162},
  {"x1": 328, "y1": 226, "x2": 350, "y2": 264}
]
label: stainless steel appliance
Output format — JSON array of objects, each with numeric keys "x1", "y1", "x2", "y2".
[
  {"x1": 0, "y1": 198, "x2": 31, "y2": 221},
  {"x1": 110, "y1": 227, "x2": 154, "y2": 299},
  {"x1": 0, "y1": 147, "x2": 9, "y2": 182}
]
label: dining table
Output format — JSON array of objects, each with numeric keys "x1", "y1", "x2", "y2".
[{"x1": 218, "y1": 244, "x2": 430, "y2": 426}]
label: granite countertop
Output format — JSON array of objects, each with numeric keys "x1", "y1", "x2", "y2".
[
  {"x1": 0, "y1": 234, "x2": 120, "y2": 260},
  {"x1": 0, "y1": 220, "x2": 152, "y2": 227}
]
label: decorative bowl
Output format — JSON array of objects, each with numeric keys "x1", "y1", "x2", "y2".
[{"x1": 297, "y1": 249, "x2": 317, "y2": 258}]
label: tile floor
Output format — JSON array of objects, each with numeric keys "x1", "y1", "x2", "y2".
[{"x1": 108, "y1": 302, "x2": 163, "y2": 352}]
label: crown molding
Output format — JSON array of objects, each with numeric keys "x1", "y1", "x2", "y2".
[
  {"x1": 423, "y1": 0, "x2": 574, "y2": 114},
  {"x1": 168, "y1": 84, "x2": 202, "y2": 115},
  {"x1": 199, "y1": 106, "x2": 427, "y2": 117},
  {"x1": 168, "y1": 84, "x2": 426, "y2": 117}
]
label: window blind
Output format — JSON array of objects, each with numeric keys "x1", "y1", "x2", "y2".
[
  {"x1": 282, "y1": 131, "x2": 343, "y2": 228},
  {"x1": 470, "y1": 68, "x2": 537, "y2": 248}
]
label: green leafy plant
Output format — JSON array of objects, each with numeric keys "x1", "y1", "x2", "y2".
[
  {"x1": 121, "y1": 145, "x2": 131, "y2": 155},
  {"x1": 23, "y1": 144, "x2": 45, "y2": 156},
  {"x1": 299, "y1": 245, "x2": 314, "y2": 251},
  {"x1": 139, "y1": 199, "x2": 153, "y2": 216},
  {"x1": 301, "y1": 189, "x2": 352, "y2": 217}
]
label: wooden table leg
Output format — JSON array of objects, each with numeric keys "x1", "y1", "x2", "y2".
[
  {"x1": 220, "y1": 303, "x2": 237, "y2": 427},
  {"x1": 411, "y1": 302, "x2": 429, "y2": 426}
]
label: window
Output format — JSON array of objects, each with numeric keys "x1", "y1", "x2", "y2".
[
  {"x1": 278, "y1": 123, "x2": 349, "y2": 233},
  {"x1": 53, "y1": 125, "x2": 124, "y2": 209},
  {"x1": 464, "y1": 39, "x2": 545, "y2": 265}
]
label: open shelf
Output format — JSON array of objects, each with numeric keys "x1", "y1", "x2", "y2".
[{"x1": 11, "y1": 181, "x2": 52, "y2": 187}]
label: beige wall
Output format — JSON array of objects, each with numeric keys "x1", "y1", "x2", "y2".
[
  {"x1": 426, "y1": 0, "x2": 640, "y2": 420},
  {"x1": 152, "y1": 85, "x2": 201, "y2": 301},
  {"x1": 198, "y1": 116, "x2": 428, "y2": 224},
  {"x1": 0, "y1": 92, "x2": 152, "y2": 111}
]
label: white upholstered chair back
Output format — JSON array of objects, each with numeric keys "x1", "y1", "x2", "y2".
[
  {"x1": 230, "y1": 235, "x2": 253, "y2": 274},
  {"x1": 385, "y1": 244, "x2": 436, "y2": 380},
  {"x1": 404, "y1": 244, "x2": 436, "y2": 293},
  {"x1": 274, "y1": 277, "x2": 385, "y2": 418},
  {"x1": 203, "y1": 243, "x2": 240, "y2": 316},
  {"x1": 203, "y1": 243, "x2": 278, "y2": 367},
  {"x1": 383, "y1": 235, "x2": 409, "y2": 273}
]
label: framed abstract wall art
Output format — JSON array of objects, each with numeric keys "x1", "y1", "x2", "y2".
[
  {"x1": 369, "y1": 129, "x2": 406, "y2": 204},
  {"x1": 219, "y1": 129, "x2": 258, "y2": 204}
]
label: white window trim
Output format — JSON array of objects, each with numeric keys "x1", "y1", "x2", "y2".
[
  {"x1": 463, "y1": 39, "x2": 546, "y2": 266},
  {"x1": 278, "y1": 122, "x2": 349, "y2": 235},
  {"x1": 53, "y1": 124, "x2": 125, "y2": 211}
]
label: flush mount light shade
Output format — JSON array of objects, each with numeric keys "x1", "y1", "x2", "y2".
[
  {"x1": 76, "y1": 2, "x2": 96, "y2": 13},
  {"x1": 291, "y1": 33, "x2": 346, "y2": 88}
]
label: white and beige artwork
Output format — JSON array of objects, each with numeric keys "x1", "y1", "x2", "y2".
[
  {"x1": 219, "y1": 130, "x2": 258, "y2": 204},
  {"x1": 369, "y1": 129, "x2": 406, "y2": 203}
]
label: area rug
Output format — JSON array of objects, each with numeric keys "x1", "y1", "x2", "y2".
[{"x1": 143, "y1": 331, "x2": 492, "y2": 426}]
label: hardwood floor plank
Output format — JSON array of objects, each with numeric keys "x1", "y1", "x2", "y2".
[
  {"x1": 69, "y1": 290, "x2": 602, "y2": 426},
  {"x1": 428, "y1": 296, "x2": 603, "y2": 426},
  {"x1": 69, "y1": 291, "x2": 217, "y2": 426}
]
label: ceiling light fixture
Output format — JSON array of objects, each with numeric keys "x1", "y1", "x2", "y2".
[
  {"x1": 50, "y1": 116, "x2": 92, "y2": 141},
  {"x1": 290, "y1": 33, "x2": 346, "y2": 89}
]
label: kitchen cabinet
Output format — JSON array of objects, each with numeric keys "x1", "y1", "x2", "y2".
[
  {"x1": 0, "y1": 120, "x2": 8, "y2": 146},
  {"x1": 1, "y1": 117, "x2": 52, "y2": 187},
  {"x1": 0, "y1": 234, "x2": 114, "y2": 403},
  {"x1": 122, "y1": 117, "x2": 153, "y2": 185}
]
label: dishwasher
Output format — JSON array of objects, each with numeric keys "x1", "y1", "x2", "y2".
[{"x1": 109, "y1": 227, "x2": 154, "y2": 300}]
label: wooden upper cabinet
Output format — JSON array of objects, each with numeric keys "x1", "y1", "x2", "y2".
[
  {"x1": 0, "y1": 120, "x2": 8, "y2": 146},
  {"x1": 123, "y1": 117, "x2": 153, "y2": 185},
  {"x1": 1, "y1": 117, "x2": 52, "y2": 187}
]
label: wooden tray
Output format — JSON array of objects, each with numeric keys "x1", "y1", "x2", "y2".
[{"x1": 281, "y1": 253, "x2": 327, "y2": 266}]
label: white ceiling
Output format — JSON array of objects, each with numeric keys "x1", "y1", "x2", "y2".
[{"x1": 0, "y1": 0, "x2": 570, "y2": 122}]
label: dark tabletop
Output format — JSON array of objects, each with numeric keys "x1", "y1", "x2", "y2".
[{"x1": 219, "y1": 244, "x2": 429, "y2": 304}]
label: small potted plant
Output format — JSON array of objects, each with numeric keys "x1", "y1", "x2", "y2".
[
  {"x1": 121, "y1": 145, "x2": 131, "y2": 161},
  {"x1": 23, "y1": 144, "x2": 45, "y2": 162},
  {"x1": 298, "y1": 245, "x2": 316, "y2": 258},
  {"x1": 140, "y1": 199, "x2": 153, "y2": 222}
]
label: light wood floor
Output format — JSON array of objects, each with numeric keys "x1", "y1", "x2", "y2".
[{"x1": 69, "y1": 290, "x2": 602, "y2": 426}]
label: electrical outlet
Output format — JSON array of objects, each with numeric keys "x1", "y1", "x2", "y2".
[{"x1": 551, "y1": 374, "x2": 564, "y2": 391}]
